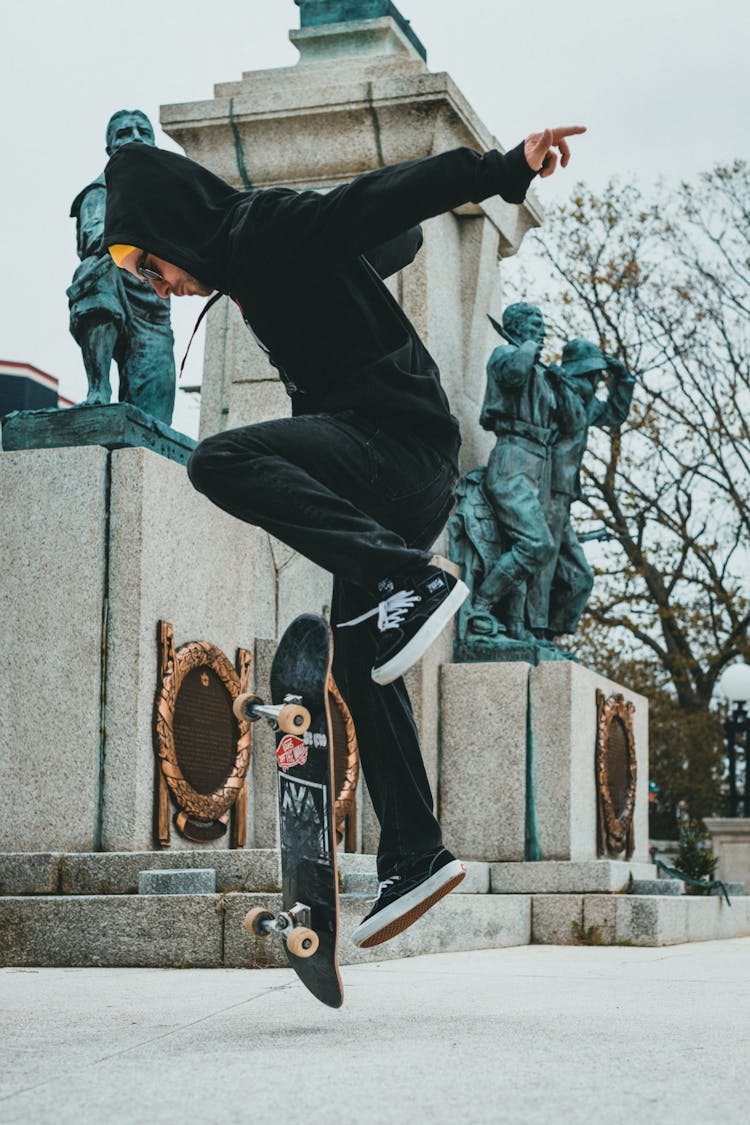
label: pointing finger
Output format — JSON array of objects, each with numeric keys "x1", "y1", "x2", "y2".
[{"x1": 551, "y1": 125, "x2": 587, "y2": 141}]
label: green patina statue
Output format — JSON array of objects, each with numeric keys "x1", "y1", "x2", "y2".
[
  {"x1": 450, "y1": 306, "x2": 635, "y2": 663},
  {"x1": 67, "y1": 110, "x2": 176, "y2": 424}
]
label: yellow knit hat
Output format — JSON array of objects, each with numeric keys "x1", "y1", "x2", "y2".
[{"x1": 108, "y1": 244, "x2": 139, "y2": 267}]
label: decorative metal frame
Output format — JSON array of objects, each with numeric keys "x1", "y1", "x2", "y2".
[
  {"x1": 328, "y1": 676, "x2": 360, "y2": 851},
  {"x1": 154, "y1": 621, "x2": 252, "y2": 849},
  {"x1": 595, "y1": 689, "x2": 637, "y2": 859}
]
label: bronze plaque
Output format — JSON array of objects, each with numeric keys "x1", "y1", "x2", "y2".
[{"x1": 174, "y1": 667, "x2": 239, "y2": 795}]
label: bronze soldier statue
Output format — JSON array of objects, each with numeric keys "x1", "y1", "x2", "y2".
[
  {"x1": 450, "y1": 319, "x2": 634, "y2": 660},
  {"x1": 67, "y1": 110, "x2": 176, "y2": 423},
  {"x1": 472, "y1": 302, "x2": 557, "y2": 639}
]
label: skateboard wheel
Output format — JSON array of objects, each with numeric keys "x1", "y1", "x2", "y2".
[
  {"x1": 277, "y1": 704, "x2": 311, "y2": 735},
  {"x1": 286, "y1": 926, "x2": 319, "y2": 958},
  {"x1": 243, "y1": 906, "x2": 274, "y2": 937},
  {"x1": 233, "y1": 692, "x2": 264, "y2": 725}
]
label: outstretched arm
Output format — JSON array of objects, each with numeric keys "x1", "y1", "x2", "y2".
[{"x1": 249, "y1": 126, "x2": 585, "y2": 268}]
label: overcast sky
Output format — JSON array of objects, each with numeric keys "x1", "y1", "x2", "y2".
[{"x1": 2, "y1": 0, "x2": 748, "y2": 437}]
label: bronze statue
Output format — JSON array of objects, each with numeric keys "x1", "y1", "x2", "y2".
[
  {"x1": 472, "y1": 303, "x2": 557, "y2": 639},
  {"x1": 67, "y1": 110, "x2": 176, "y2": 424},
  {"x1": 540, "y1": 339, "x2": 635, "y2": 638},
  {"x1": 450, "y1": 312, "x2": 635, "y2": 661}
]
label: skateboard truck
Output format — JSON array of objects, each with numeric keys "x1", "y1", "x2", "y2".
[
  {"x1": 233, "y1": 692, "x2": 311, "y2": 735},
  {"x1": 243, "y1": 902, "x2": 320, "y2": 958}
]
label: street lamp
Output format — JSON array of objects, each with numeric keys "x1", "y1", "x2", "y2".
[{"x1": 717, "y1": 662, "x2": 750, "y2": 817}]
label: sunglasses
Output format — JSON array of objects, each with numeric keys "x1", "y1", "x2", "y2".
[{"x1": 137, "y1": 251, "x2": 164, "y2": 283}]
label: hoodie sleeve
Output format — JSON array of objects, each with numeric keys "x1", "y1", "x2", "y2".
[{"x1": 247, "y1": 142, "x2": 535, "y2": 268}]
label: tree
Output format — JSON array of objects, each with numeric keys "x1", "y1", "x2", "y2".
[{"x1": 509, "y1": 163, "x2": 750, "y2": 827}]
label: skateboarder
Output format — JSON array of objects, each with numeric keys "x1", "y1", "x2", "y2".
[{"x1": 103, "y1": 124, "x2": 584, "y2": 947}]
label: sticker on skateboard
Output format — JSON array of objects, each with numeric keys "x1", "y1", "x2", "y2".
[{"x1": 276, "y1": 734, "x2": 308, "y2": 771}]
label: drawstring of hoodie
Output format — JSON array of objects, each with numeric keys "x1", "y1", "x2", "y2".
[
  {"x1": 179, "y1": 291, "x2": 223, "y2": 380},
  {"x1": 179, "y1": 294, "x2": 305, "y2": 399}
]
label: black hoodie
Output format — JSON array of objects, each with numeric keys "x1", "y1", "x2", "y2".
[{"x1": 104, "y1": 141, "x2": 536, "y2": 470}]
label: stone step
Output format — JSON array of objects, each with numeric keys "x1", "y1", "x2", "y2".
[
  {"x1": 0, "y1": 850, "x2": 492, "y2": 897},
  {"x1": 0, "y1": 850, "x2": 283, "y2": 897},
  {"x1": 137, "y1": 869, "x2": 217, "y2": 895},
  {"x1": 629, "y1": 878, "x2": 683, "y2": 896},
  {"x1": 531, "y1": 892, "x2": 750, "y2": 945},
  {"x1": 0, "y1": 890, "x2": 531, "y2": 969},
  {"x1": 490, "y1": 859, "x2": 657, "y2": 894}
]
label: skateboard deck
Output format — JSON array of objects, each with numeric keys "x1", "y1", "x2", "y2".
[{"x1": 236, "y1": 613, "x2": 344, "y2": 1008}]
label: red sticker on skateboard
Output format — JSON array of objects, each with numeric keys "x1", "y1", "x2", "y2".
[{"x1": 277, "y1": 734, "x2": 308, "y2": 771}]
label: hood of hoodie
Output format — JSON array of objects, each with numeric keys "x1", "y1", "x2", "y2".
[{"x1": 103, "y1": 143, "x2": 247, "y2": 294}]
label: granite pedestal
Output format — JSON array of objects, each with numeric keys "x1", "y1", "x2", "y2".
[
  {"x1": 530, "y1": 661, "x2": 649, "y2": 863},
  {"x1": 0, "y1": 443, "x2": 257, "y2": 853},
  {"x1": 437, "y1": 659, "x2": 649, "y2": 882}
]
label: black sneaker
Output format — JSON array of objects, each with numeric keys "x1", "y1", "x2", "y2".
[
  {"x1": 338, "y1": 564, "x2": 469, "y2": 686},
  {"x1": 351, "y1": 848, "x2": 466, "y2": 948}
]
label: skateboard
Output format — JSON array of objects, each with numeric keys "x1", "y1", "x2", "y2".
[{"x1": 233, "y1": 613, "x2": 346, "y2": 1008}]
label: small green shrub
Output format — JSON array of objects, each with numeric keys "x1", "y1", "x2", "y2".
[{"x1": 673, "y1": 821, "x2": 718, "y2": 883}]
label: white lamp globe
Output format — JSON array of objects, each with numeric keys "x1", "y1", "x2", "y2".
[{"x1": 718, "y1": 662, "x2": 750, "y2": 704}]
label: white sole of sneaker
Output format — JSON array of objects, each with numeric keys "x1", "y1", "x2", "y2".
[
  {"x1": 351, "y1": 859, "x2": 467, "y2": 948},
  {"x1": 371, "y1": 579, "x2": 469, "y2": 686}
]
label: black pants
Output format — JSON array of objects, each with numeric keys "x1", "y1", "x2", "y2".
[{"x1": 187, "y1": 410, "x2": 458, "y2": 876}]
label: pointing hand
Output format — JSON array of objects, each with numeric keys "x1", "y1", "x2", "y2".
[{"x1": 524, "y1": 125, "x2": 587, "y2": 179}]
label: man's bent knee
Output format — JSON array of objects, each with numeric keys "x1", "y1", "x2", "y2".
[
  {"x1": 187, "y1": 434, "x2": 228, "y2": 495},
  {"x1": 187, "y1": 429, "x2": 269, "y2": 498}
]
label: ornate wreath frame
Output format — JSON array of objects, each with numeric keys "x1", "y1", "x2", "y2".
[
  {"x1": 595, "y1": 689, "x2": 637, "y2": 859},
  {"x1": 328, "y1": 676, "x2": 360, "y2": 851},
  {"x1": 154, "y1": 621, "x2": 252, "y2": 848}
]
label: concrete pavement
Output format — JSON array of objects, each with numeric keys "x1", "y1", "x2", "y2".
[{"x1": 2, "y1": 939, "x2": 749, "y2": 1124}]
